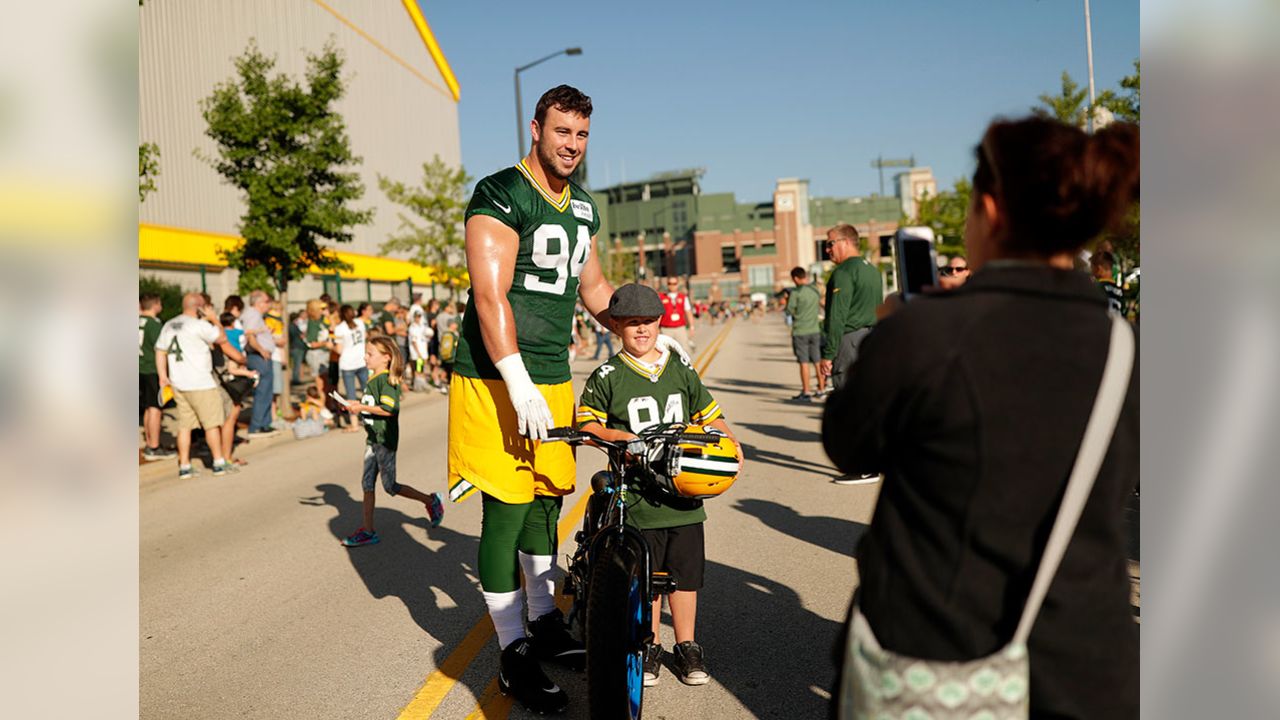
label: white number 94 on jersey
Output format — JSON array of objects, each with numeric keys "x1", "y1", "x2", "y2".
[{"x1": 524, "y1": 224, "x2": 590, "y2": 295}]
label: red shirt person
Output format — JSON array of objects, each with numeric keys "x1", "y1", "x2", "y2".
[{"x1": 659, "y1": 277, "x2": 695, "y2": 355}]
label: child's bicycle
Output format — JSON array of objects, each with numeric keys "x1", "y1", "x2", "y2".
[{"x1": 544, "y1": 424, "x2": 735, "y2": 720}]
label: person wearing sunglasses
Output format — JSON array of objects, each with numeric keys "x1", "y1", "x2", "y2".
[{"x1": 937, "y1": 256, "x2": 970, "y2": 290}]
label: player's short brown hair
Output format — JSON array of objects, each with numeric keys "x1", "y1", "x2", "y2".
[
  {"x1": 829, "y1": 223, "x2": 860, "y2": 242},
  {"x1": 534, "y1": 85, "x2": 592, "y2": 126}
]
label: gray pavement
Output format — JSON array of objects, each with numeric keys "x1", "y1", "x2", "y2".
[{"x1": 141, "y1": 315, "x2": 877, "y2": 719}]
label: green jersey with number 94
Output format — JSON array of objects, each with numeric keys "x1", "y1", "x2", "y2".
[{"x1": 456, "y1": 161, "x2": 601, "y2": 384}]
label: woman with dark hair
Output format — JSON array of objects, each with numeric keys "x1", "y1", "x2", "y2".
[{"x1": 824, "y1": 117, "x2": 1139, "y2": 718}]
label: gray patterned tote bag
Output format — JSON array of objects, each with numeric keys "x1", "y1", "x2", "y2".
[{"x1": 838, "y1": 315, "x2": 1134, "y2": 720}]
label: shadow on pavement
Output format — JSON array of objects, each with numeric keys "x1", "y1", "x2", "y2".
[
  {"x1": 739, "y1": 421, "x2": 821, "y2": 444},
  {"x1": 741, "y1": 443, "x2": 838, "y2": 479},
  {"x1": 734, "y1": 498, "x2": 868, "y2": 559},
  {"x1": 303, "y1": 483, "x2": 490, "y2": 709},
  {"x1": 698, "y1": 560, "x2": 843, "y2": 717},
  {"x1": 707, "y1": 377, "x2": 794, "y2": 395}
]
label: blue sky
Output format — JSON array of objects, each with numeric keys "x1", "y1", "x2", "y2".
[{"x1": 421, "y1": 0, "x2": 1138, "y2": 202}]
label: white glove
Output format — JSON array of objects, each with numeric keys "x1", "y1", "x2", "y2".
[
  {"x1": 655, "y1": 334, "x2": 692, "y2": 365},
  {"x1": 494, "y1": 353, "x2": 554, "y2": 441}
]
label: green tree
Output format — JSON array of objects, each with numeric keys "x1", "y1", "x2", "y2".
[
  {"x1": 909, "y1": 177, "x2": 971, "y2": 258},
  {"x1": 139, "y1": 142, "x2": 160, "y2": 202},
  {"x1": 200, "y1": 39, "x2": 373, "y2": 410},
  {"x1": 378, "y1": 156, "x2": 471, "y2": 299},
  {"x1": 1034, "y1": 70, "x2": 1090, "y2": 127},
  {"x1": 139, "y1": 275, "x2": 185, "y2": 323},
  {"x1": 1100, "y1": 60, "x2": 1140, "y2": 124}
]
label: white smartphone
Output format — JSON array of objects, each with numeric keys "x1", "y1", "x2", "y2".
[{"x1": 893, "y1": 227, "x2": 939, "y2": 300}]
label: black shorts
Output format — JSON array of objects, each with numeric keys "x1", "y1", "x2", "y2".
[
  {"x1": 139, "y1": 372, "x2": 161, "y2": 411},
  {"x1": 221, "y1": 376, "x2": 254, "y2": 405},
  {"x1": 791, "y1": 332, "x2": 821, "y2": 364},
  {"x1": 640, "y1": 523, "x2": 705, "y2": 591}
]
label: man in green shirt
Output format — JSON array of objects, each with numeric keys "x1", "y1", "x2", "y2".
[
  {"x1": 818, "y1": 223, "x2": 883, "y2": 485},
  {"x1": 818, "y1": 223, "x2": 881, "y2": 389},
  {"x1": 784, "y1": 266, "x2": 826, "y2": 400},
  {"x1": 139, "y1": 294, "x2": 174, "y2": 461}
]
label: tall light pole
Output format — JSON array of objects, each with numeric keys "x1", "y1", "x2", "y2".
[
  {"x1": 1084, "y1": 0, "x2": 1097, "y2": 133},
  {"x1": 515, "y1": 47, "x2": 583, "y2": 158}
]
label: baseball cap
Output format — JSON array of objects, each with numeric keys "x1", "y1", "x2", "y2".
[{"x1": 608, "y1": 283, "x2": 664, "y2": 319}]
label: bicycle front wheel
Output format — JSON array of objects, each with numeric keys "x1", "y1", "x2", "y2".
[{"x1": 585, "y1": 532, "x2": 648, "y2": 720}]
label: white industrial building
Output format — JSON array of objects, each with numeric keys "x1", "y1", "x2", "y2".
[{"x1": 138, "y1": 0, "x2": 462, "y2": 305}]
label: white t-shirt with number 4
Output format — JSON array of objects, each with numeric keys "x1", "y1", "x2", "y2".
[{"x1": 154, "y1": 315, "x2": 220, "y2": 391}]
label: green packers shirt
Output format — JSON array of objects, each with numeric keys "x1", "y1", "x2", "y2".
[
  {"x1": 576, "y1": 350, "x2": 724, "y2": 530},
  {"x1": 139, "y1": 315, "x2": 162, "y2": 374},
  {"x1": 360, "y1": 371, "x2": 400, "y2": 451},
  {"x1": 456, "y1": 160, "x2": 602, "y2": 384}
]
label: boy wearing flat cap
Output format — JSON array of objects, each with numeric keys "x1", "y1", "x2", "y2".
[{"x1": 575, "y1": 283, "x2": 743, "y2": 688}]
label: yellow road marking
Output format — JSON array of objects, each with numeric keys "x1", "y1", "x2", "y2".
[
  {"x1": 402, "y1": 321, "x2": 735, "y2": 719},
  {"x1": 695, "y1": 317, "x2": 735, "y2": 376}
]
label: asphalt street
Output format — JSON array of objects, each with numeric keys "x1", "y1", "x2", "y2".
[{"x1": 140, "y1": 314, "x2": 878, "y2": 719}]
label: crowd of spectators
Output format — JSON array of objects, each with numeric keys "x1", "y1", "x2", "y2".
[{"x1": 140, "y1": 290, "x2": 467, "y2": 470}]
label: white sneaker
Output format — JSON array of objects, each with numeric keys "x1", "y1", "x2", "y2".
[{"x1": 832, "y1": 473, "x2": 880, "y2": 485}]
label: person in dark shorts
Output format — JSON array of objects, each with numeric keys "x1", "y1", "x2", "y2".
[
  {"x1": 575, "y1": 284, "x2": 744, "y2": 688},
  {"x1": 784, "y1": 267, "x2": 826, "y2": 400},
  {"x1": 139, "y1": 294, "x2": 174, "y2": 461}
]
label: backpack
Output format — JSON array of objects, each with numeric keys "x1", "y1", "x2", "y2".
[{"x1": 439, "y1": 330, "x2": 458, "y2": 363}]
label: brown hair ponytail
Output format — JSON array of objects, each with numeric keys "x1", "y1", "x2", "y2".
[{"x1": 973, "y1": 116, "x2": 1139, "y2": 256}]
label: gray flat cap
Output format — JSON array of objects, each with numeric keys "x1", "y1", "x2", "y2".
[{"x1": 608, "y1": 283, "x2": 664, "y2": 319}]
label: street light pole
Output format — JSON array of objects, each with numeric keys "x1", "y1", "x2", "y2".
[
  {"x1": 514, "y1": 47, "x2": 583, "y2": 158},
  {"x1": 1084, "y1": 0, "x2": 1097, "y2": 133}
]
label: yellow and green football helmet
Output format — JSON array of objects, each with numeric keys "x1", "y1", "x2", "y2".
[{"x1": 650, "y1": 424, "x2": 740, "y2": 499}]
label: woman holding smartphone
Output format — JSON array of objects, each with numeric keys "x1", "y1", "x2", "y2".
[{"x1": 824, "y1": 116, "x2": 1140, "y2": 719}]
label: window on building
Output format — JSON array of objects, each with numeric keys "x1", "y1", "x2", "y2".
[
  {"x1": 721, "y1": 245, "x2": 740, "y2": 273},
  {"x1": 879, "y1": 235, "x2": 894, "y2": 257},
  {"x1": 747, "y1": 264, "x2": 774, "y2": 289}
]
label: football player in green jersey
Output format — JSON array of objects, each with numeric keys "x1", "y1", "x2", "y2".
[{"x1": 448, "y1": 85, "x2": 691, "y2": 714}]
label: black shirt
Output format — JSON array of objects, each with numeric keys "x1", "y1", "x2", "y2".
[{"x1": 823, "y1": 263, "x2": 1138, "y2": 719}]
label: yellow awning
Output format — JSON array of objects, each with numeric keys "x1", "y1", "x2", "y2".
[{"x1": 138, "y1": 223, "x2": 464, "y2": 285}]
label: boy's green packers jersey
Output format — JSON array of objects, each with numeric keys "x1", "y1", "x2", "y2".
[
  {"x1": 456, "y1": 160, "x2": 601, "y2": 384},
  {"x1": 360, "y1": 371, "x2": 400, "y2": 451},
  {"x1": 577, "y1": 351, "x2": 724, "y2": 530}
]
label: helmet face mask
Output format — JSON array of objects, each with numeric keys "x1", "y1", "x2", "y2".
[{"x1": 640, "y1": 424, "x2": 740, "y2": 499}]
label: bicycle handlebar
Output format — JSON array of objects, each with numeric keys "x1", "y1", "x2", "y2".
[{"x1": 545, "y1": 426, "x2": 716, "y2": 447}]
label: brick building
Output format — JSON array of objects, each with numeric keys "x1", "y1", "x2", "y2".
[{"x1": 595, "y1": 167, "x2": 934, "y2": 300}]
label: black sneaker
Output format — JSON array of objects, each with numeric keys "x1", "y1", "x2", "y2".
[
  {"x1": 528, "y1": 608, "x2": 586, "y2": 671},
  {"x1": 643, "y1": 642, "x2": 663, "y2": 687},
  {"x1": 498, "y1": 638, "x2": 569, "y2": 715},
  {"x1": 789, "y1": 392, "x2": 812, "y2": 401},
  {"x1": 672, "y1": 640, "x2": 709, "y2": 686}
]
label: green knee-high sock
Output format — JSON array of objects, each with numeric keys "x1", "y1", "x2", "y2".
[{"x1": 478, "y1": 493, "x2": 535, "y2": 592}]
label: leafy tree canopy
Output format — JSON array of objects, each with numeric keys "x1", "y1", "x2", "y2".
[
  {"x1": 909, "y1": 177, "x2": 971, "y2": 259},
  {"x1": 199, "y1": 40, "x2": 373, "y2": 293},
  {"x1": 139, "y1": 142, "x2": 159, "y2": 202},
  {"x1": 378, "y1": 156, "x2": 471, "y2": 291}
]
